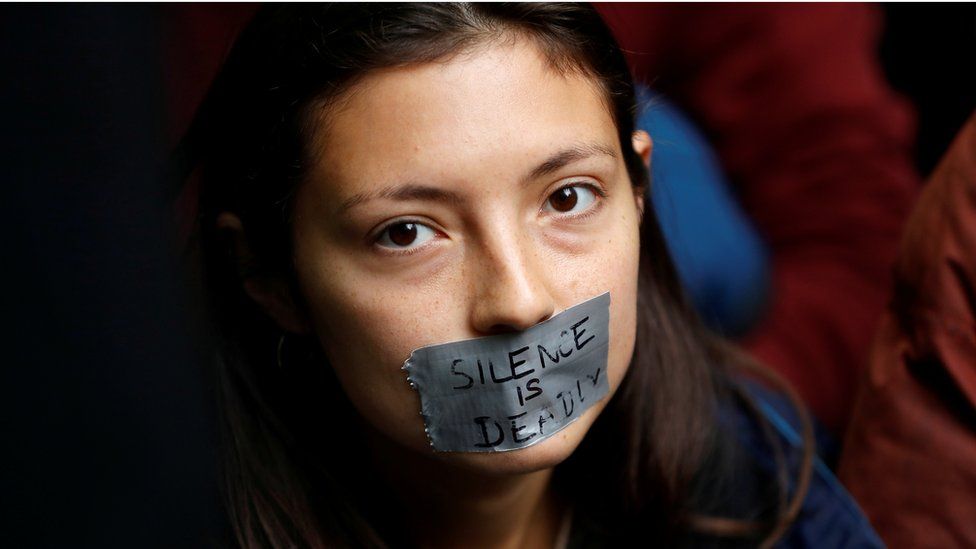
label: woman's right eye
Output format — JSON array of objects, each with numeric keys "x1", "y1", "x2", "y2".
[{"x1": 375, "y1": 221, "x2": 438, "y2": 251}]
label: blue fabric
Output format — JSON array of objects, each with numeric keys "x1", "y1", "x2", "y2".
[
  {"x1": 740, "y1": 383, "x2": 885, "y2": 548},
  {"x1": 635, "y1": 91, "x2": 770, "y2": 336}
]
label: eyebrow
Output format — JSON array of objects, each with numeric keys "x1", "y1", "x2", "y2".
[
  {"x1": 336, "y1": 142, "x2": 617, "y2": 213},
  {"x1": 337, "y1": 183, "x2": 460, "y2": 213},
  {"x1": 525, "y1": 142, "x2": 617, "y2": 181}
]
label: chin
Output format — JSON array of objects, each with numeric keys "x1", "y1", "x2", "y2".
[{"x1": 432, "y1": 405, "x2": 602, "y2": 477}]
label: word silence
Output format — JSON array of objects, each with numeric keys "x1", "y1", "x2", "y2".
[{"x1": 403, "y1": 292, "x2": 611, "y2": 452}]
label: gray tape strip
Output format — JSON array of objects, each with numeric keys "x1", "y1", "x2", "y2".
[{"x1": 403, "y1": 292, "x2": 611, "y2": 452}]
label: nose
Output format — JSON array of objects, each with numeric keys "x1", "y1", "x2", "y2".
[{"x1": 468, "y1": 233, "x2": 556, "y2": 335}]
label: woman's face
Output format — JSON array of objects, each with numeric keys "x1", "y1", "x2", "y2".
[{"x1": 289, "y1": 38, "x2": 646, "y2": 474}]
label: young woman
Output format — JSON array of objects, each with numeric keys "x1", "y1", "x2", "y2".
[{"x1": 180, "y1": 4, "x2": 879, "y2": 547}]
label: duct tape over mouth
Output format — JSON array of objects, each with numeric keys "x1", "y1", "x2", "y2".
[{"x1": 403, "y1": 292, "x2": 611, "y2": 453}]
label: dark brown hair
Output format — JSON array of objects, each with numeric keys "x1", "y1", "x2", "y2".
[{"x1": 180, "y1": 4, "x2": 813, "y2": 547}]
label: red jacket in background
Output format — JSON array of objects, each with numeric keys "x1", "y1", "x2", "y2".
[
  {"x1": 598, "y1": 3, "x2": 920, "y2": 433},
  {"x1": 839, "y1": 113, "x2": 976, "y2": 547}
]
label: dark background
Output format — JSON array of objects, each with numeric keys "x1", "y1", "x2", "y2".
[
  {"x1": 881, "y1": 3, "x2": 976, "y2": 175},
  {"x1": 0, "y1": 4, "x2": 972, "y2": 547}
]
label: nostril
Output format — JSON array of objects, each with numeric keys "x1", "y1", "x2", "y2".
[
  {"x1": 485, "y1": 312, "x2": 552, "y2": 335},
  {"x1": 486, "y1": 323, "x2": 514, "y2": 335},
  {"x1": 485, "y1": 322, "x2": 523, "y2": 335}
]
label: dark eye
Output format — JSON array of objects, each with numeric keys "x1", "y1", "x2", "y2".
[
  {"x1": 545, "y1": 185, "x2": 598, "y2": 214},
  {"x1": 376, "y1": 221, "x2": 437, "y2": 250}
]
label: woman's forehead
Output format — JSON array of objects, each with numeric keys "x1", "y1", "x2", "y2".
[{"x1": 305, "y1": 38, "x2": 619, "y2": 197}]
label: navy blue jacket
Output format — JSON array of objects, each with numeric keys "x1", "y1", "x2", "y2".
[{"x1": 566, "y1": 382, "x2": 883, "y2": 548}]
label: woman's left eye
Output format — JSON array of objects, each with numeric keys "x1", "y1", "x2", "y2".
[{"x1": 544, "y1": 184, "x2": 599, "y2": 214}]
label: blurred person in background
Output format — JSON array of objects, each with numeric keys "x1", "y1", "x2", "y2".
[{"x1": 840, "y1": 112, "x2": 976, "y2": 547}]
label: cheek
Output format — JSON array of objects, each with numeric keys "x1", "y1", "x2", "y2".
[
  {"x1": 294, "y1": 257, "x2": 465, "y2": 454},
  {"x1": 597, "y1": 220, "x2": 641, "y2": 398},
  {"x1": 548, "y1": 204, "x2": 641, "y2": 397}
]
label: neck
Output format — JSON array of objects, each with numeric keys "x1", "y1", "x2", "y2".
[{"x1": 364, "y1": 429, "x2": 565, "y2": 549}]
